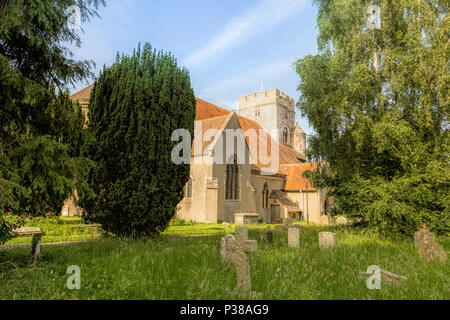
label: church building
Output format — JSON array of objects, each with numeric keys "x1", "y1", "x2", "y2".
[{"x1": 67, "y1": 86, "x2": 332, "y2": 225}]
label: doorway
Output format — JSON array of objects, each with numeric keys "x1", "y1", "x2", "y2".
[{"x1": 270, "y1": 204, "x2": 281, "y2": 224}]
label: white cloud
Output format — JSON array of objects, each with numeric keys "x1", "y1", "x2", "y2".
[{"x1": 183, "y1": 0, "x2": 307, "y2": 69}]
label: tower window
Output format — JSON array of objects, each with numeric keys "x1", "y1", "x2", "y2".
[
  {"x1": 262, "y1": 183, "x2": 269, "y2": 208},
  {"x1": 226, "y1": 156, "x2": 239, "y2": 200},
  {"x1": 184, "y1": 177, "x2": 193, "y2": 198},
  {"x1": 283, "y1": 127, "x2": 289, "y2": 144}
]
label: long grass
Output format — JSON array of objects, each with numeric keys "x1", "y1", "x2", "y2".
[
  {"x1": 0, "y1": 222, "x2": 448, "y2": 300},
  {"x1": 4, "y1": 217, "x2": 102, "y2": 245}
]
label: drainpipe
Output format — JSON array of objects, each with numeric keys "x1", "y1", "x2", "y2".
[
  {"x1": 306, "y1": 181, "x2": 309, "y2": 225},
  {"x1": 301, "y1": 190, "x2": 305, "y2": 222}
]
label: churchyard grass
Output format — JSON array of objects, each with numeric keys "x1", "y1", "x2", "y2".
[
  {"x1": 4, "y1": 217, "x2": 102, "y2": 245},
  {"x1": 1, "y1": 221, "x2": 448, "y2": 300},
  {"x1": 3, "y1": 217, "x2": 286, "y2": 245}
]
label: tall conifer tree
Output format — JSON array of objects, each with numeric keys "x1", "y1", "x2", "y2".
[
  {"x1": 80, "y1": 44, "x2": 196, "y2": 237},
  {"x1": 0, "y1": 0, "x2": 104, "y2": 243}
]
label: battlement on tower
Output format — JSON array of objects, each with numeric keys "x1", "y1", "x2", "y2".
[{"x1": 238, "y1": 89, "x2": 294, "y2": 113}]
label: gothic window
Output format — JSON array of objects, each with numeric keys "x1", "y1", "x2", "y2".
[
  {"x1": 262, "y1": 183, "x2": 269, "y2": 208},
  {"x1": 226, "y1": 156, "x2": 239, "y2": 200},
  {"x1": 184, "y1": 177, "x2": 193, "y2": 198},
  {"x1": 283, "y1": 127, "x2": 289, "y2": 144}
]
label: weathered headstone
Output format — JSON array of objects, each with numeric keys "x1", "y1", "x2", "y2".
[
  {"x1": 359, "y1": 267, "x2": 408, "y2": 287},
  {"x1": 288, "y1": 228, "x2": 299, "y2": 247},
  {"x1": 220, "y1": 226, "x2": 257, "y2": 292},
  {"x1": 319, "y1": 215, "x2": 330, "y2": 226},
  {"x1": 414, "y1": 231, "x2": 447, "y2": 263},
  {"x1": 318, "y1": 232, "x2": 337, "y2": 249},
  {"x1": 13, "y1": 227, "x2": 42, "y2": 264},
  {"x1": 273, "y1": 225, "x2": 286, "y2": 232},
  {"x1": 31, "y1": 233, "x2": 42, "y2": 264},
  {"x1": 220, "y1": 234, "x2": 235, "y2": 263},
  {"x1": 255, "y1": 230, "x2": 273, "y2": 243},
  {"x1": 283, "y1": 217, "x2": 293, "y2": 227},
  {"x1": 335, "y1": 216, "x2": 348, "y2": 225}
]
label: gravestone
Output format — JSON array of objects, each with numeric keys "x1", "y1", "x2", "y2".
[
  {"x1": 255, "y1": 230, "x2": 273, "y2": 243},
  {"x1": 13, "y1": 227, "x2": 42, "y2": 264},
  {"x1": 220, "y1": 226, "x2": 257, "y2": 292},
  {"x1": 335, "y1": 216, "x2": 348, "y2": 225},
  {"x1": 283, "y1": 217, "x2": 293, "y2": 226},
  {"x1": 31, "y1": 233, "x2": 42, "y2": 264},
  {"x1": 220, "y1": 234, "x2": 235, "y2": 263},
  {"x1": 319, "y1": 232, "x2": 337, "y2": 249},
  {"x1": 273, "y1": 225, "x2": 286, "y2": 232},
  {"x1": 414, "y1": 231, "x2": 447, "y2": 263},
  {"x1": 359, "y1": 267, "x2": 407, "y2": 287},
  {"x1": 319, "y1": 215, "x2": 330, "y2": 225},
  {"x1": 288, "y1": 228, "x2": 299, "y2": 247}
]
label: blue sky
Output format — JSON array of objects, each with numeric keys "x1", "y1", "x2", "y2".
[{"x1": 70, "y1": 0, "x2": 319, "y2": 134}]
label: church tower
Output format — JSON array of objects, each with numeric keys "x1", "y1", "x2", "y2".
[{"x1": 238, "y1": 89, "x2": 305, "y2": 155}]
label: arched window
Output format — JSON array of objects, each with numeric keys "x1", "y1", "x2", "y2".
[
  {"x1": 226, "y1": 156, "x2": 239, "y2": 200},
  {"x1": 262, "y1": 183, "x2": 269, "y2": 208},
  {"x1": 283, "y1": 127, "x2": 289, "y2": 144},
  {"x1": 184, "y1": 177, "x2": 193, "y2": 198}
]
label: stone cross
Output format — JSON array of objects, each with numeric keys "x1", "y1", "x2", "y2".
[
  {"x1": 319, "y1": 232, "x2": 337, "y2": 249},
  {"x1": 220, "y1": 226, "x2": 257, "y2": 292},
  {"x1": 288, "y1": 228, "x2": 299, "y2": 247}
]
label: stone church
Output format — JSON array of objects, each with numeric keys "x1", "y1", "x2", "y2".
[{"x1": 67, "y1": 85, "x2": 332, "y2": 225}]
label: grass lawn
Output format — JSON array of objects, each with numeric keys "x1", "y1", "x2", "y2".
[{"x1": 0, "y1": 219, "x2": 449, "y2": 300}]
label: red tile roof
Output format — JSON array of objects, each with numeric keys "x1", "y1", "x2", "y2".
[
  {"x1": 71, "y1": 85, "x2": 312, "y2": 182},
  {"x1": 70, "y1": 84, "x2": 94, "y2": 104},
  {"x1": 195, "y1": 98, "x2": 229, "y2": 121},
  {"x1": 280, "y1": 163, "x2": 319, "y2": 191}
]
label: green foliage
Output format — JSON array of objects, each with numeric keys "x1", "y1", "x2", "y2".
[
  {"x1": 80, "y1": 43, "x2": 196, "y2": 238},
  {"x1": 1, "y1": 225, "x2": 449, "y2": 299},
  {"x1": 0, "y1": 1, "x2": 104, "y2": 240},
  {"x1": 296, "y1": 0, "x2": 449, "y2": 235},
  {"x1": 0, "y1": 214, "x2": 24, "y2": 244}
]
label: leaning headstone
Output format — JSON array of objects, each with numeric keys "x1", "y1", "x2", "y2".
[
  {"x1": 318, "y1": 232, "x2": 337, "y2": 249},
  {"x1": 220, "y1": 226, "x2": 257, "y2": 292},
  {"x1": 414, "y1": 230, "x2": 447, "y2": 263},
  {"x1": 288, "y1": 228, "x2": 299, "y2": 247},
  {"x1": 359, "y1": 267, "x2": 407, "y2": 287}
]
